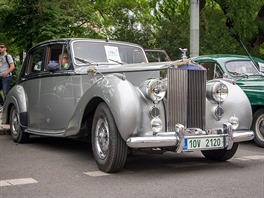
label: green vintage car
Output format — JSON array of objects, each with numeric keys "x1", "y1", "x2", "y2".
[{"x1": 193, "y1": 54, "x2": 264, "y2": 147}]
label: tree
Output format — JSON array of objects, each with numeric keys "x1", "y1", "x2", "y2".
[
  {"x1": 213, "y1": 0, "x2": 264, "y2": 56},
  {"x1": 152, "y1": 0, "x2": 264, "y2": 59},
  {"x1": 0, "y1": 0, "x2": 102, "y2": 51},
  {"x1": 0, "y1": 0, "x2": 263, "y2": 59}
]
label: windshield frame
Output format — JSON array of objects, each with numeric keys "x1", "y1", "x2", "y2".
[
  {"x1": 71, "y1": 40, "x2": 148, "y2": 66},
  {"x1": 224, "y1": 60, "x2": 262, "y2": 77}
]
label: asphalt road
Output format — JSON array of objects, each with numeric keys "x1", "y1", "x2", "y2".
[{"x1": 0, "y1": 131, "x2": 263, "y2": 198}]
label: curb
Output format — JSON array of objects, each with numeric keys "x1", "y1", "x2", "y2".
[
  {"x1": 0, "y1": 112, "x2": 10, "y2": 135},
  {"x1": 0, "y1": 125, "x2": 10, "y2": 135},
  {"x1": 0, "y1": 128, "x2": 10, "y2": 135}
]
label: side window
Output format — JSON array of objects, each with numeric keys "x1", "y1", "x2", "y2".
[
  {"x1": 146, "y1": 52, "x2": 157, "y2": 62},
  {"x1": 200, "y1": 62, "x2": 223, "y2": 80},
  {"x1": 28, "y1": 47, "x2": 45, "y2": 74},
  {"x1": 158, "y1": 52, "x2": 169, "y2": 62},
  {"x1": 47, "y1": 44, "x2": 69, "y2": 71},
  {"x1": 214, "y1": 65, "x2": 223, "y2": 79}
]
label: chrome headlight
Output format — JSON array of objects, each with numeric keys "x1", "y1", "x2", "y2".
[
  {"x1": 146, "y1": 79, "x2": 166, "y2": 102},
  {"x1": 206, "y1": 82, "x2": 228, "y2": 103}
]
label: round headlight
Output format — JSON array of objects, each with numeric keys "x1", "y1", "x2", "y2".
[
  {"x1": 146, "y1": 79, "x2": 166, "y2": 102},
  {"x1": 207, "y1": 82, "x2": 228, "y2": 103}
]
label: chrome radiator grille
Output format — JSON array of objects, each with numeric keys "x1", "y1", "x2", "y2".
[{"x1": 166, "y1": 68, "x2": 206, "y2": 131}]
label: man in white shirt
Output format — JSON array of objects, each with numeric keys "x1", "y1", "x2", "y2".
[{"x1": 0, "y1": 43, "x2": 15, "y2": 112}]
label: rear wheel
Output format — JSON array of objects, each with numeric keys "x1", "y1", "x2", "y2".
[
  {"x1": 201, "y1": 143, "x2": 238, "y2": 161},
  {"x1": 9, "y1": 105, "x2": 29, "y2": 143},
  {"x1": 92, "y1": 102, "x2": 128, "y2": 173},
  {"x1": 251, "y1": 108, "x2": 264, "y2": 148}
]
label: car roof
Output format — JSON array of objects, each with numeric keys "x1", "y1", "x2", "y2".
[
  {"x1": 30, "y1": 38, "x2": 144, "y2": 51},
  {"x1": 192, "y1": 54, "x2": 264, "y2": 63}
]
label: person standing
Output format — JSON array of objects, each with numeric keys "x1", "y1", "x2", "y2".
[{"x1": 0, "y1": 43, "x2": 15, "y2": 112}]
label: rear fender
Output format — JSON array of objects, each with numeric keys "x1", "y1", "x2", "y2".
[{"x1": 2, "y1": 85, "x2": 28, "y2": 127}]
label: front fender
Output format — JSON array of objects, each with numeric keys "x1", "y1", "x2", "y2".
[
  {"x1": 206, "y1": 80, "x2": 252, "y2": 130},
  {"x1": 65, "y1": 74, "x2": 140, "y2": 140}
]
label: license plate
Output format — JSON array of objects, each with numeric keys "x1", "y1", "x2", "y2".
[{"x1": 183, "y1": 137, "x2": 224, "y2": 150}]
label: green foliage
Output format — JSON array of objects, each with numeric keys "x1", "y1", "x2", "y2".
[{"x1": 0, "y1": 0, "x2": 263, "y2": 63}]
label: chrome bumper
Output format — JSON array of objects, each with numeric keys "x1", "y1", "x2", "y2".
[{"x1": 126, "y1": 124, "x2": 254, "y2": 152}]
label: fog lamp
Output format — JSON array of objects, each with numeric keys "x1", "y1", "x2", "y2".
[
  {"x1": 229, "y1": 116, "x2": 239, "y2": 130},
  {"x1": 151, "y1": 117, "x2": 163, "y2": 133}
]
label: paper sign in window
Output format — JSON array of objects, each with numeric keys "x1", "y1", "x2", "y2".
[{"x1": 105, "y1": 46, "x2": 121, "y2": 63}]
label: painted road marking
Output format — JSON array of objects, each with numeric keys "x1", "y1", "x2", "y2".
[
  {"x1": 235, "y1": 155, "x2": 264, "y2": 161},
  {"x1": 167, "y1": 162, "x2": 209, "y2": 169},
  {"x1": 83, "y1": 171, "x2": 111, "y2": 177},
  {"x1": 0, "y1": 178, "x2": 38, "y2": 187}
]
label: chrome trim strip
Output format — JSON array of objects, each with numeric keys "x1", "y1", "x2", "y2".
[{"x1": 126, "y1": 129, "x2": 254, "y2": 149}]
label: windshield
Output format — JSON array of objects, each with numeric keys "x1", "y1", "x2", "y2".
[
  {"x1": 225, "y1": 60, "x2": 261, "y2": 76},
  {"x1": 72, "y1": 40, "x2": 147, "y2": 65}
]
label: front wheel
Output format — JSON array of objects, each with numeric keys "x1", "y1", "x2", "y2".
[
  {"x1": 92, "y1": 102, "x2": 128, "y2": 173},
  {"x1": 251, "y1": 108, "x2": 264, "y2": 148},
  {"x1": 201, "y1": 143, "x2": 238, "y2": 161},
  {"x1": 9, "y1": 105, "x2": 29, "y2": 143}
]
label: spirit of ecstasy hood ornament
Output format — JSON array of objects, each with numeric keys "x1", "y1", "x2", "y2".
[{"x1": 179, "y1": 48, "x2": 188, "y2": 59}]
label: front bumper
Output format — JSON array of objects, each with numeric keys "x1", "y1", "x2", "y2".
[{"x1": 126, "y1": 123, "x2": 254, "y2": 152}]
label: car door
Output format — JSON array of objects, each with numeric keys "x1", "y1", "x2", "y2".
[
  {"x1": 21, "y1": 46, "x2": 45, "y2": 130},
  {"x1": 37, "y1": 43, "x2": 75, "y2": 132},
  {"x1": 22, "y1": 43, "x2": 75, "y2": 134}
]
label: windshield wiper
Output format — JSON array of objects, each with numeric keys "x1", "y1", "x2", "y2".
[
  {"x1": 229, "y1": 71, "x2": 249, "y2": 78},
  {"x1": 108, "y1": 59, "x2": 126, "y2": 65},
  {"x1": 75, "y1": 56, "x2": 98, "y2": 66}
]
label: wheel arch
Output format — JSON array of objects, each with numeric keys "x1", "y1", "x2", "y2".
[
  {"x1": 65, "y1": 74, "x2": 141, "y2": 140},
  {"x1": 3, "y1": 85, "x2": 28, "y2": 127},
  {"x1": 251, "y1": 105, "x2": 264, "y2": 115}
]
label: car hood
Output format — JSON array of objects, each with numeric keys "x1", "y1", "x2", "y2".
[
  {"x1": 235, "y1": 77, "x2": 264, "y2": 105},
  {"x1": 75, "y1": 61, "x2": 172, "y2": 74},
  {"x1": 236, "y1": 76, "x2": 264, "y2": 88}
]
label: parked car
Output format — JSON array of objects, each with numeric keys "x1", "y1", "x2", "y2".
[
  {"x1": 259, "y1": 62, "x2": 264, "y2": 74},
  {"x1": 145, "y1": 49, "x2": 172, "y2": 62},
  {"x1": 2, "y1": 39, "x2": 254, "y2": 173},
  {"x1": 193, "y1": 54, "x2": 264, "y2": 147}
]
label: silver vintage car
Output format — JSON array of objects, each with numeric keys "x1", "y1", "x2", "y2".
[{"x1": 2, "y1": 38, "x2": 254, "y2": 173}]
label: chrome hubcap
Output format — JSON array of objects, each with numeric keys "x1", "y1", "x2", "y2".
[
  {"x1": 11, "y1": 109, "x2": 20, "y2": 137},
  {"x1": 259, "y1": 118, "x2": 264, "y2": 137},
  {"x1": 95, "y1": 117, "x2": 109, "y2": 159},
  {"x1": 256, "y1": 114, "x2": 264, "y2": 141}
]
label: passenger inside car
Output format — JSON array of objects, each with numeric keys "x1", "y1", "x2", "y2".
[
  {"x1": 58, "y1": 52, "x2": 69, "y2": 69},
  {"x1": 47, "y1": 52, "x2": 69, "y2": 71},
  {"x1": 235, "y1": 66, "x2": 247, "y2": 74}
]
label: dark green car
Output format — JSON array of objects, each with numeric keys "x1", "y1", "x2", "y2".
[{"x1": 193, "y1": 54, "x2": 264, "y2": 147}]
